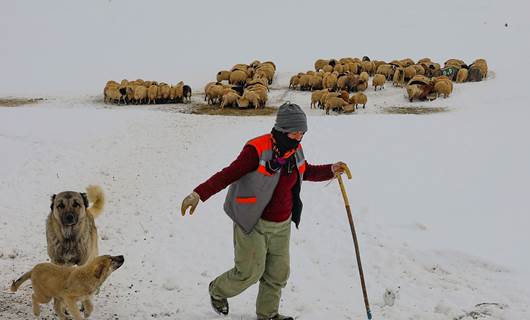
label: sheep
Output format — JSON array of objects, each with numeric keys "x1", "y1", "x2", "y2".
[
  {"x1": 217, "y1": 70, "x2": 231, "y2": 82},
  {"x1": 206, "y1": 84, "x2": 224, "y2": 105},
  {"x1": 289, "y1": 75, "x2": 300, "y2": 89},
  {"x1": 456, "y1": 68, "x2": 468, "y2": 83},
  {"x1": 229, "y1": 70, "x2": 248, "y2": 86},
  {"x1": 399, "y1": 58, "x2": 415, "y2": 67},
  {"x1": 315, "y1": 59, "x2": 329, "y2": 71},
  {"x1": 407, "y1": 84, "x2": 423, "y2": 102},
  {"x1": 309, "y1": 74, "x2": 323, "y2": 90},
  {"x1": 147, "y1": 85, "x2": 158, "y2": 104},
  {"x1": 311, "y1": 89, "x2": 329, "y2": 109},
  {"x1": 404, "y1": 66, "x2": 417, "y2": 81},
  {"x1": 133, "y1": 85, "x2": 147, "y2": 104},
  {"x1": 319, "y1": 91, "x2": 341, "y2": 108},
  {"x1": 324, "y1": 96, "x2": 348, "y2": 114},
  {"x1": 467, "y1": 66, "x2": 483, "y2": 82},
  {"x1": 298, "y1": 74, "x2": 313, "y2": 91},
  {"x1": 418, "y1": 58, "x2": 432, "y2": 64},
  {"x1": 472, "y1": 59, "x2": 488, "y2": 78},
  {"x1": 412, "y1": 64, "x2": 425, "y2": 76},
  {"x1": 220, "y1": 92, "x2": 240, "y2": 109},
  {"x1": 322, "y1": 65, "x2": 334, "y2": 73},
  {"x1": 246, "y1": 90, "x2": 262, "y2": 109},
  {"x1": 173, "y1": 81, "x2": 184, "y2": 103},
  {"x1": 333, "y1": 64, "x2": 346, "y2": 73},
  {"x1": 444, "y1": 59, "x2": 466, "y2": 68},
  {"x1": 407, "y1": 83, "x2": 434, "y2": 102},
  {"x1": 434, "y1": 79, "x2": 453, "y2": 98},
  {"x1": 359, "y1": 71, "x2": 369, "y2": 83},
  {"x1": 376, "y1": 64, "x2": 395, "y2": 80},
  {"x1": 246, "y1": 85, "x2": 268, "y2": 108},
  {"x1": 337, "y1": 75, "x2": 356, "y2": 92},
  {"x1": 323, "y1": 73, "x2": 338, "y2": 91},
  {"x1": 356, "y1": 79, "x2": 368, "y2": 92},
  {"x1": 346, "y1": 62, "x2": 360, "y2": 74},
  {"x1": 372, "y1": 74, "x2": 386, "y2": 91},
  {"x1": 104, "y1": 86, "x2": 124, "y2": 104},
  {"x1": 361, "y1": 61, "x2": 375, "y2": 75},
  {"x1": 262, "y1": 61, "x2": 276, "y2": 71},
  {"x1": 393, "y1": 67, "x2": 405, "y2": 87},
  {"x1": 157, "y1": 84, "x2": 170, "y2": 102},
  {"x1": 349, "y1": 92, "x2": 367, "y2": 109}
]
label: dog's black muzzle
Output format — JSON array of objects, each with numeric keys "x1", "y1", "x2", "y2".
[{"x1": 62, "y1": 212, "x2": 78, "y2": 226}]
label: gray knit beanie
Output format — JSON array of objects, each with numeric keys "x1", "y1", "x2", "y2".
[{"x1": 274, "y1": 102, "x2": 308, "y2": 133}]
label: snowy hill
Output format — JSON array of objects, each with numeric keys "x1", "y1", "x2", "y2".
[{"x1": 1, "y1": 1, "x2": 530, "y2": 319}]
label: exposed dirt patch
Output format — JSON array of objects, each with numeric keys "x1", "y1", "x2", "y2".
[
  {"x1": 190, "y1": 103, "x2": 277, "y2": 116},
  {"x1": 382, "y1": 106, "x2": 449, "y2": 114},
  {"x1": 0, "y1": 98, "x2": 44, "y2": 107}
]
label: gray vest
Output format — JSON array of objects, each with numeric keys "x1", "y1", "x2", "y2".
[{"x1": 223, "y1": 140, "x2": 305, "y2": 234}]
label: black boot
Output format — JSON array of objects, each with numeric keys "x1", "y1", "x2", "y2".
[{"x1": 209, "y1": 282, "x2": 229, "y2": 316}]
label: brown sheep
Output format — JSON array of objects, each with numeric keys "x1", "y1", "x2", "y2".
[
  {"x1": 289, "y1": 75, "x2": 300, "y2": 89},
  {"x1": 393, "y1": 67, "x2": 405, "y2": 87},
  {"x1": 324, "y1": 96, "x2": 348, "y2": 114},
  {"x1": 456, "y1": 68, "x2": 468, "y2": 83},
  {"x1": 206, "y1": 84, "x2": 224, "y2": 105},
  {"x1": 322, "y1": 73, "x2": 338, "y2": 91},
  {"x1": 376, "y1": 64, "x2": 395, "y2": 80},
  {"x1": 314, "y1": 59, "x2": 329, "y2": 71},
  {"x1": 356, "y1": 79, "x2": 368, "y2": 92},
  {"x1": 361, "y1": 61, "x2": 375, "y2": 75},
  {"x1": 407, "y1": 83, "x2": 434, "y2": 102},
  {"x1": 309, "y1": 74, "x2": 323, "y2": 90},
  {"x1": 311, "y1": 89, "x2": 329, "y2": 109},
  {"x1": 349, "y1": 92, "x2": 367, "y2": 109},
  {"x1": 434, "y1": 79, "x2": 453, "y2": 98},
  {"x1": 229, "y1": 70, "x2": 248, "y2": 86},
  {"x1": 319, "y1": 91, "x2": 341, "y2": 107},
  {"x1": 404, "y1": 66, "x2": 417, "y2": 81},
  {"x1": 217, "y1": 70, "x2": 231, "y2": 82},
  {"x1": 133, "y1": 85, "x2": 147, "y2": 104},
  {"x1": 220, "y1": 92, "x2": 240, "y2": 109},
  {"x1": 237, "y1": 90, "x2": 260, "y2": 109},
  {"x1": 359, "y1": 71, "x2": 369, "y2": 83},
  {"x1": 472, "y1": 59, "x2": 488, "y2": 78},
  {"x1": 147, "y1": 85, "x2": 158, "y2": 104},
  {"x1": 372, "y1": 74, "x2": 386, "y2": 91}
]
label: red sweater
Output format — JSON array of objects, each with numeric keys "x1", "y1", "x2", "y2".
[{"x1": 194, "y1": 145, "x2": 334, "y2": 222}]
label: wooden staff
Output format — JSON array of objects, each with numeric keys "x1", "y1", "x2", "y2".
[{"x1": 336, "y1": 165, "x2": 372, "y2": 320}]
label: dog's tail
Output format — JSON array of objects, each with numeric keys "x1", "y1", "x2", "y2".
[
  {"x1": 10, "y1": 270, "x2": 32, "y2": 292},
  {"x1": 86, "y1": 185, "x2": 105, "y2": 219}
]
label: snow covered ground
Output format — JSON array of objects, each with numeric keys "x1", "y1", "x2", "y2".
[{"x1": 2, "y1": 0, "x2": 530, "y2": 319}]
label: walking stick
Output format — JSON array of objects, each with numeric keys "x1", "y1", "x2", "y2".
[{"x1": 336, "y1": 165, "x2": 372, "y2": 320}]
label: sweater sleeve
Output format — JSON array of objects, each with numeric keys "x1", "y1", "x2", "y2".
[
  {"x1": 302, "y1": 161, "x2": 334, "y2": 182},
  {"x1": 194, "y1": 145, "x2": 259, "y2": 201}
]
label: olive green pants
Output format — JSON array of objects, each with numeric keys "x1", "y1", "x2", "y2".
[{"x1": 210, "y1": 218, "x2": 291, "y2": 318}]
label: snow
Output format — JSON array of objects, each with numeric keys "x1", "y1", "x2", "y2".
[{"x1": 2, "y1": 0, "x2": 530, "y2": 319}]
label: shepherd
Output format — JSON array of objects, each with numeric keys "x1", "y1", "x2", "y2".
[{"x1": 181, "y1": 102, "x2": 348, "y2": 320}]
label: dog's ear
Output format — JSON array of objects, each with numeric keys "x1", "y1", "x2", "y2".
[
  {"x1": 80, "y1": 193, "x2": 89, "y2": 208},
  {"x1": 94, "y1": 263, "x2": 106, "y2": 279},
  {"x1": 50, "y1": 194, "x2": 56, "y2": 211}
]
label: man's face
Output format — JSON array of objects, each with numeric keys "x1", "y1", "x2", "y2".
[{"x1": 287, "y1": 131, "x2": 304, "y2": 141}]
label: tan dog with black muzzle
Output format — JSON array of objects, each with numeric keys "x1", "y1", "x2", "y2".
[
  {"x1": 46, "y1": 185, "x2": 105, "y2": 266},
  {"x1": 11, "y1": 255, "x2": 124, "y2": 320}
]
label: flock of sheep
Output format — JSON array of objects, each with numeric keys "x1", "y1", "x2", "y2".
[
  {"x1": 102, "y1": 56, "x2": 488, "y2": 114},
  {"x1": 204, "y1": 60, "x2": 276, "y2": 109},
  {"x1": 290, "y1": 57, "x2": 488, "y2": 114},
  {"x1": 103, "y1": 79, "x2": 192, "y2": 105}
]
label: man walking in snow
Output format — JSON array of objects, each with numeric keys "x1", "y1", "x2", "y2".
[{"x1": 181, "y1": 102, "x2": 347, "y2": 320}]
